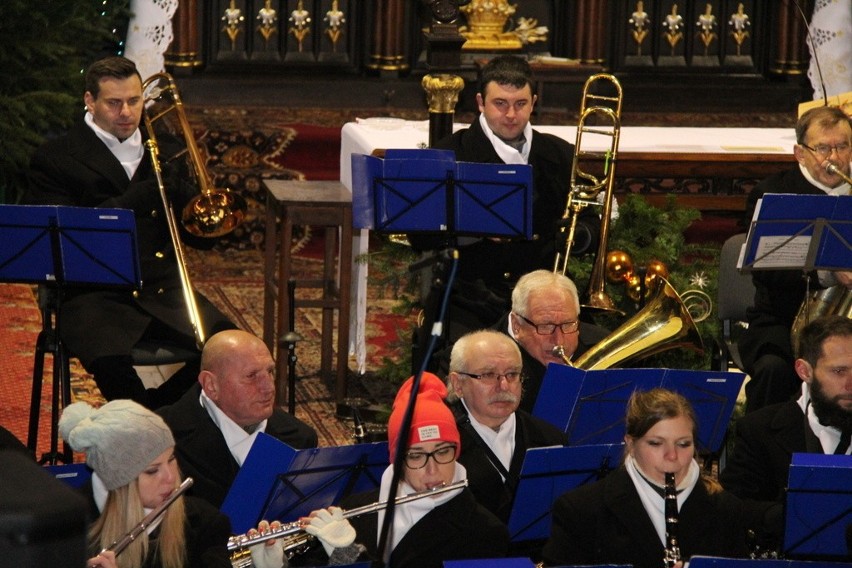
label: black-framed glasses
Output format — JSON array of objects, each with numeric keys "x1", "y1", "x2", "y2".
[
  {"x1": 403, "y1": 444, "x2": 457, "y2": 469},
  {"x1": 458, "y1": 370, "x2": 524, "y2": 385},
  {"x1": 800, "y1": 142, "x2": 851, "y2": 157},
  {"x1": 515, "y1": 313, "x2": 579, "y2": 335}
]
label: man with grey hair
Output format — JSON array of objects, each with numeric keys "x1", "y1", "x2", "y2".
[
  {"x1": 496, "y1": 269, "x2": 609, "y2": 413},
  {"x1": 446, "y1": 329, "x2": 567, "y2": 527}
]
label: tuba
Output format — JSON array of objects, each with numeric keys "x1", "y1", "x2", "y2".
[
  {"x1": 554, "y1": 73, "x2": 623, "y2": 314},
  {"x1": 789, "y1": 161, "x2": 852, "y2": 354},
  {"x1": 570, "y1": 277, "x2": 704, "y2": 370}
]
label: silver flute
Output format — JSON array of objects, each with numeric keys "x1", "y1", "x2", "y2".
[
  {"x1": 102, "y1": 477, "x2": 194, "y2": 556},
  {"x1": 227, "y1": 478, "x2": 468, "y2": 551}
]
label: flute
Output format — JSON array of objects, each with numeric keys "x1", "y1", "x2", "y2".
[
  {"x1": 102, "y1": 477, "x2": 194, "y2": 556},
  {"x1": 227, "y1": 478, "x2": 468, "y2": 552}
]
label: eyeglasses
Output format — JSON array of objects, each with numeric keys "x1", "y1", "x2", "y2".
[
  {"x1": 800, "y1": 142, "x2": 851, "y2": 157},
  {"x1": 516, "y1": 313, "x2": 579, "y2": 335},
  {"x1": 458, "y1": 370, "x2": 524, "y2": 385},
  {"x1": 403, "y1": 444, "x2": 457, "y2": 469}
]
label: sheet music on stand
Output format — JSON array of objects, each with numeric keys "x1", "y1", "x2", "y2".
[
  {"x1": 221, "y1": 433, "x2": 389, "y2": 534},
  {"x1": 531, "y1": 365, "x2": 745, "y2": 455},
  {"x1": 738, "y1": 193, "x2": 852, "y2": 272}
]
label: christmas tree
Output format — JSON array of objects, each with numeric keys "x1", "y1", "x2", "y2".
[{"x1": 0, "y1": 0, "x2": 130, "y2": 202}]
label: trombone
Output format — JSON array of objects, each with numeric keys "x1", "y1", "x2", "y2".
[
  {"x1": 141, "y1": 72, "x2": 247, "y2": 349},
  {"x1": 553, "y1": 73, "x2": 623, "y2": 313}
]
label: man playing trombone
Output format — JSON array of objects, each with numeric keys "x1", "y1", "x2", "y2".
[{"x1": 26, "y1": 56, "x2": 236, "y2": 409}]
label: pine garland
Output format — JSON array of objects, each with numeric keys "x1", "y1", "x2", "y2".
[{"x1": 0, "y1": 0, "x2": 130, "y2": 202}]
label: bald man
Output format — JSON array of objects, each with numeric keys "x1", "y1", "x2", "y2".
[{"x1": 158, "y1": 329, "x2": 318, "y2": 508}]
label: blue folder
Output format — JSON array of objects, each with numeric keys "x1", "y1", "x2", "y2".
[
  {"x1": 351, "y1": 149, "x2": 533, "y2": 238},
  {"x1": 531, "y1": 366, "x2": 745, "y2": 455},
  {"x1": 221, "y1": 433, "x2": 389, "y2": 534}
]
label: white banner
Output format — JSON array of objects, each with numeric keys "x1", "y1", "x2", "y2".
[
  {"x1": 124, "y1": 0, "x2": 179, "y2": 82},
  {"x1": 807, "y1": 0, "x2": 852, "y2": 99}
]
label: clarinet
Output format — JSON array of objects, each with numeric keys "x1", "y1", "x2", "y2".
[{"x1": 663, "y1": 472, "x2": 681, "y2": 568}]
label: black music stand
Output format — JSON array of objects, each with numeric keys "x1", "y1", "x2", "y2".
[
  {"x1": 784, "y1": 453, "x2": 852, "y2": 560},
  {"x1": 221, "y1": 433, "x2": 389, "y2": 534},
  {"x1": 739, "y1": 193, "x2": 852, "y2": 273},
  {"x1": 531, "y1": 365, "x2": 744, "y2": 456},
  {"x1": 507, "y1": 443, "x2": 623, "y2": 543},
  {"x1": 0, "y1": 205, "x2": 140, "y2": 464}
]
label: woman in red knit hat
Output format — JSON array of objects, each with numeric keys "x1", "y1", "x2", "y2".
[{"x1": 251, "y1": 373, "x2": 509, "y2": 568}]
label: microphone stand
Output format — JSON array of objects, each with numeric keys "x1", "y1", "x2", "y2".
[{"x1": 279, "y1": 278, "x2": 303, "y2": 415}]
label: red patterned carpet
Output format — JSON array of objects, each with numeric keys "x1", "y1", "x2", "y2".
[{"x1": 0, "y1": 241, "x2": 417, "y2": 457}]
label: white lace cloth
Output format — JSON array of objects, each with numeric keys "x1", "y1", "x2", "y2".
[
  {"x1": 807, "y1": 0, "x2": 852, "y2": 100},
  {"x1": 124, "y1": 0, "x2": 179, "y2": 82}
]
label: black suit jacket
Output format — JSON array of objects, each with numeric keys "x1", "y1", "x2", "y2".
[
  {"x1": 411, "y1": 115, "x2": 577, "y2": 294},
  {"x1": 449, "y1": 399, "x2": 567, "y2": 523},
  {"x1": 542, "y1": 468, "x2": 751, "y2": 568},
  {"x1": 25, "y1": 116, "x2": 231, "y2": 365},
  {"x1": 340, "y1": 487, "x2": 509, "y2": 568},
  {"x1": 157, "y1": 383, "x2": 318, "y2": 508},
  {"x1": 719, "y1": 400, "x2": 809, "y2": 502}
]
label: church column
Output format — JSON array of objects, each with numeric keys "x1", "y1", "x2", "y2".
[
  {"x1": 574, "y1": 0, "x2": 608, "y2": 63},
  {"x1": 165, "y1": 0, "x2": 203, "y2": 72},
  {"x1": 770, "y1": 0, "x2": 810, "y2": 75},
  {"x1": 366, "y1": 0, "x2": 409, "y2": 74}
]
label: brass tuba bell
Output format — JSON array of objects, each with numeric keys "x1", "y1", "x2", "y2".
[{"x1": 572, "y1": 277, "x2": 704, "y2": 369}]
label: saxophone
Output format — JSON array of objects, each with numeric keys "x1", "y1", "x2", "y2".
[{"x1": 663, "y1": 472, "x2": 681, "y2": 568}]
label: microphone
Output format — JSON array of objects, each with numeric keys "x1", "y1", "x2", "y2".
[{"x1": 792, "y1": 0, "x2": 829, "y2": 104}]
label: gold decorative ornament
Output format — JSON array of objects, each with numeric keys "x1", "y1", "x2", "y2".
[
  {"x1": 221, "y1": 0, "x2": 245, "y2": 50},
  {"x1": 629, "y1": 1, "x2": 651, "y2": 56},
  {"x1": 256, "y1": 0, "x2": 278, "y2": 46},
  {"x1": 324, "y1": 0, "x2": 346, "y2": 52},
  {"x1": 459, "y1": 0, "x2": 522, "y2": 51},
  {"x1": 422, "y1": 74, "x2": 465, "y2": 114},
  {"x1": 663, "y1": 4, "x2": 684, "y2": 55},
  {"x1": 696, "y1": 3, "x2": 717, "y2": 56},
  {"x1": 728, "y1": 3, "x2": 750, "y2": 56},
  {"x1": 644, "y1": 259, "x2": 670, "y2": 289},
  {"x1": 289, "y1": 0, "x2": 311, "y2": 53},
  {"x1": 605, "y1": 250, "x2": 634, "y2": 284}
]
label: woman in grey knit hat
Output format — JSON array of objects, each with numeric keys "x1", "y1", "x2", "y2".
[{"x1": 59, "y1": 399, "x2": 233, "y2": 568}]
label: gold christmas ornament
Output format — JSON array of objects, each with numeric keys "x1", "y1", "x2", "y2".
[
  {"x1": 644, "y1": 260, "x2": 669, "y2": 288},
  {"x1": 605, "y1": 250, "x2": 634, "y2": 283}
]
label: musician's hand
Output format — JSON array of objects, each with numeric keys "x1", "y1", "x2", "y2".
[
  {"x1": 835, "y1": 270, "x2": 852, "y2": 289},
  {"x1": 86, "y1": 551, "x2": 117, "y2": 568},
  {"x1": 304, "y1": 506, "x2": 356, "y2": 556},
  {"x1": 249, "y1": 520, "x2": 286, "y2": 568}
]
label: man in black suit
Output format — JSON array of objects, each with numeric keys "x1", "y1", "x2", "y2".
[
  {"x1": 158, "y1": 329, "x2": 318, "y2": 508},
  {"x1": 498, "y1": 269, "x2": 608, "y2": 413},
  {"x1": 26, "y1": 56, "x2": 236, "y2": 409},
  {"x1": 721, "y1": 315, "x2": 852, "y2": 503},
  {"x1": 738, "y1": 106, "x2": 852, "y2": 413},
  {"x1": 410, "y1": 55, "x2": 596, "y2": 372},
  {"x1": 446, "y1": 329, "x2": 567, "y2": 525}
]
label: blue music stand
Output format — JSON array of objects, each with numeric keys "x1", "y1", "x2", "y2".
[
  {"x1": 351, "y1": 149, "x2": 533, "y2": 238},
  {"x1": 784, "y1": 453, "x2": 852, "y2": 560},
  {"x1": 690, "y1": 555, "x2": 849, "y2": 568},
  {"x1": 507, "y1": 443, "x2": 623, "y2": 543},
  {"x1": 221, "y1": 433, "x2": 389, "y2": 534},
  {"x1": 740, "y1": 194, "x2": 852, "y2": 272},
  {"x1": 444, "y1": 559, "x2": 537, "y2": 567},
  {"x1": 531, "y1": 365, "x2": 745, "y2": 455},
  {"x1": 0, "y1": 205, "x2": 140, "y2": 464}
]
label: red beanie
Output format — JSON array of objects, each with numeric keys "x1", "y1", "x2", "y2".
[{"x1": 386, "y1": 373, "x2": 461, "y2": 462}]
